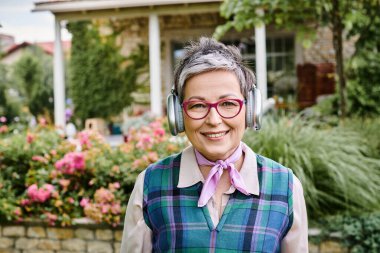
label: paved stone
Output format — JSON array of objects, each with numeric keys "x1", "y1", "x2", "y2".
[
  {"x1": 46, "y1": 228, "x2": 73, "y2": 239},
  {"x1": 61, "y1": 238, "x2": 86, "y2": 251},
  {"x1": 74, "y1": 228, "x2": 94, "y2": 240},
  {"x1": 114, "y1": 231, "x2": 123, "y2": 242},
  {"x1": 96, "y1": 229, "x2": 113, "y2": 241},
  {"x1": 38, "y1": 239, "x2": 61, "y2": 250},
  {"x1": 87, "y1": 241, "x2": 112, "y2": 253},
  {"x1": 0, "y1": 238, "x2": 14, "y2": 248},
  {"x1": 2, "y1": 226, "x2": 25, "y2": 237},
  {"x1": 114, "y1": 242, "x2": 121, "y2": 253},
  {"x1": 27, "y1": 226, "x2": 46, "y2": 238},
  {"x1": 15, "y1": 238, "x2": 39, "y2": 250}
]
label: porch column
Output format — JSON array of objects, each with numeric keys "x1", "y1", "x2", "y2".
[
  {"x1": 255, "y1": 9, "x2": 267, "y2": 102},
  {"x1": 53, "y1": 18, "x2": 66, "y2": 127},
  {"x1": 149, "y1": 13, "x2": 163, "y2": 116}
]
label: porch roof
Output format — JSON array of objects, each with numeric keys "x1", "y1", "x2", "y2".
[{"x1": 34, "y1": 0, "x2": 222, "y2": 15}]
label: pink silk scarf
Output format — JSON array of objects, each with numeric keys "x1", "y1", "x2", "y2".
[{"x1": 194, "y1": 143, "x2": 250, "y2": 207}]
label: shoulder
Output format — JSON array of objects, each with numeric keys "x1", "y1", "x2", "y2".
[
  {"x1": 254, "y1": 154, "x2": 294, "y2": 196},
  {"x1": 146, "y1": 152, "x2": 182, "y2": 172},
  {"x1": 144, "y1": 152, "x2": 182, "y2": 184},
  {"x1": 256, "y1": 154, "x2": 293, "y2": 174}
]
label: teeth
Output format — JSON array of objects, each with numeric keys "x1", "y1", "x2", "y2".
[{"x1": 206, "y1": 132, "x2": 226, "y2": 138}]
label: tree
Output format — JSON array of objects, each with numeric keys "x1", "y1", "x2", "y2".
[
  {"x1": 346, "y1": 1, "x2": 380, "y2": 116},
  {"x1": 0, "y1": 64, "x2": 8, "y2": 113},
  {"x1": 0, "y1": 64, "x2": 13, "y2": 120},
  {"x1": 215, "y1": 0, "x2": 380, "y2": 118},
  {"x1": 67, "y1": 21, "x2": 147, "y2": 122},
  {"x1": 12, "y1": 49, "x2": 54, "y2": 120}
]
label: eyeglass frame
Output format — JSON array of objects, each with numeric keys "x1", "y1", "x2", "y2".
[{"x1": 182, "y1": 98, "x2": 245, "y2": 120}]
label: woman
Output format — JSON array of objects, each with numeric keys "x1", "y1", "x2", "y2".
[{"x1": 120, "y1": 37, "x2": 308, "y2": 252}]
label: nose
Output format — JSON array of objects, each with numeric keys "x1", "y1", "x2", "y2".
[{"x1": 205, "y1": 107, "x2": 222, "y2": 126}]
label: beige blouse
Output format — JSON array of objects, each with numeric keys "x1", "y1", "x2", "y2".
[{"x1": 120, "y1": 143, "x2": 309, "y2": 253}]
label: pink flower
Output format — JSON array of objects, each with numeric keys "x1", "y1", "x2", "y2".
[
  {"x1": 71, "y1": 153, "x2": 85, "y2": 169},
  {"x1": 149, "y1": 120, "x2": 162, "y2": 129},
  {"x1": 27, "y1": 184, "x2": 54, "y2": 203},
  {"x1": 140, "y1": 126, "x2": 151, "y2": 133},
  {"x1": 14, "y1": 208, "x2": 22, "y2": 216},
  {"x1": 94, "y1": 188, "x2": 114, "y2": 204},
  {"x1": 38, "y1": 117, "x2": 47, "y2": 126},
  {"x1": 54, "y1": 152, "x2": 85, "y2": 175},
  {"x1": 153, "y1": 127, "x2": 165, "y2": 138},
  {"x1": 27, "y1": 184, "x2": 38, "y2": 199},
  {"x1": 32, "y1": 155, "x2": 48, "y2": 164},
  {"x1": 148, "y1": 152, "x2": 158, "y2": 162},
  {"x1": 80, "y1": 198, "x2": 90, "y2": 207},
  {"x1": 101, "y1": 204, "x2": 110, "y2": 214},
  {"x1": 68, "y1": 197, "x2": 75, "y2": 204},
  {"x1": 26, "y1": 133, "x2": 35, "y2": 144},
  {"x1": 132, "y1": 159, "x2": 142, "y2": 169},
  {"x1": 111, "y1": 165, "x2": 120, "y2": 173},
  {"x1": 78, "y1": 131, "x2": 92, "y2": 148},
  {"x1": 38, "y1": 184, "x2": 54, "y2": 202},
  {"x1": 20, "y1": 199, "x2": 31, "y2": 206},
  {"x1": 0, "y1": 125, "x2": 8, "y2": 133},
  {"x1": 59, "y1": 179, "x2": 71, "y2": 190},
  {"x1": 50, "y1": 170, "x2": 58, "y2": 179},
  {"x1": 136, "y1": 133, "x2": 153, "y2": 150},
  {"x1": 45, "y1": 212, "x2": 58, "y2": 225},
  {"x1": 50, "y1": 150, "x2": 57, "y2": 156},
  {"x1": 51, "y1": 191, "x2": 59, "y2": 199},
  {"x1": 111, "y1": 203, "x2": 121, "y2": 214},
  {"x1": 109, "y1": 182, "x2": 120, "y2": 192},
  {"x1": 0, "y1": 116, "x2": 7, "y2": 123}
]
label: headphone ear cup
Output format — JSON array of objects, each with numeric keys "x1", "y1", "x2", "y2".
[
  {"x1": 245, "y1": 88, "x2": 262, "y2": 130},
  {"x1": 245, "y1": 90, "x2": 254, "y2": 128},
  {"x1": 167, "y1": 94, "x2": 185, "y2": 136},
  {"x1": 175, "y1": 96, "x2": 185, "y2": 134}
]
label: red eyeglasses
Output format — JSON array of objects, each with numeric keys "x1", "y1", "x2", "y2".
[{"x1": 182, "y1": 98, "x2": 245, "y2": 120}]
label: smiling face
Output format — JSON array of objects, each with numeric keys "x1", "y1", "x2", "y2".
[{"x1": 183, "y1": 70, "x2": 246, "y2": 161}]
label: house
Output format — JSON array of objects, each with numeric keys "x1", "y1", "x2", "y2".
[
  {"x1": 0, "y1": 33, "x2": 15, "y2": 53},
  {"x1": 33, "y1": 0, "x2": 353, "y2": 126},
  {"x1": 0, "y1": 41, "x2": 71, "y2": 66}
]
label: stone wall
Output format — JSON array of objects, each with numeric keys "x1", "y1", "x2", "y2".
[
  {"x1": 0, "y1": 222, "x2": 348, "y2": 253},
  {"x1": 0, "y1": 223, "x2": 123, "y2": 253},
  {"x1": 301, "y1": 26, "x2": 357, "y2": 64},
  {"x1": 309, "y1": 240, "x2": 348, "y2": 253}
]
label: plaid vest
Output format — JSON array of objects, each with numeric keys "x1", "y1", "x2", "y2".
[{"x1": 143, "y1": 153, "x2": 294, "y2": 253}]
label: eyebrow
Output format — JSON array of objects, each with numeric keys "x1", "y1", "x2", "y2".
[{"x1": 186, "y1": 93, "x2": 239, "y2": 101}]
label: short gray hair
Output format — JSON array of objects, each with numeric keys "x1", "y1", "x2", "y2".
[{"x1": 173, "y1": 37, "x2": 256, "y2": 102}]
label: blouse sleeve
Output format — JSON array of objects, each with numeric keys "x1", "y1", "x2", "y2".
[
  {"x1": 281, "y1": 175, "x2": 309, "y2": 253},
  {"x1": 120, "y1": 170, "x2": 153, "y2": 253}
]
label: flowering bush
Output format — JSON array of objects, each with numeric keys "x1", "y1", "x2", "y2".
[{"x1": 0, "y1": 118, "x2": 188, "y2": 226}]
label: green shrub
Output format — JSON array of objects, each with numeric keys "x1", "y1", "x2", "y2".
[
  {"x1": 243, "y1": 116, "x2": 380, "y2": 219},
  {"x1": 0, "y1": 118, "x2": 188, "y2": 226},
  {"x1": 318, "y1": 212, "x2": 380, "y2": 253},
  {"x1": 341, "y1": 117, "x2": 380, "y2": 159}
]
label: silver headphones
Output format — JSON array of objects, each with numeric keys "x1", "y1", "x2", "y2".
[{"x1": 166, "y1": 87, "x2": 262, "y2": 136}]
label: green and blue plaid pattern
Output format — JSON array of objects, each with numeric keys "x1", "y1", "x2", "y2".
[{"x1": 143, "y1": 153, "x2": 294, "y2": 253}]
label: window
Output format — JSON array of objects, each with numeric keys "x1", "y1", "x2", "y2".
[{"x1": 266, "y1": 37, "x2": 294, "y2": 72}]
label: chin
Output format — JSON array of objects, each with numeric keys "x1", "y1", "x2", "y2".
[{"x1": 200, "y1": 146, "x2": 235, "y2": 161}]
